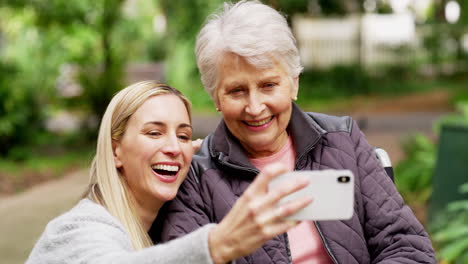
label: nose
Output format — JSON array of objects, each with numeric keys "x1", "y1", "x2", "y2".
[
  {"x1": 161, "y1": 134, "x2": 181, "y2": 157},
  {"x1": 245, "y1": 92, "x2": 265, "y2": 116}
]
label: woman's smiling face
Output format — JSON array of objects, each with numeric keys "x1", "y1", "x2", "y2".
[
  {"x1": 113, "y1": 94, "x2": 193, "y2": 205},
  {"x1": 216, "y1": 53, "x2": 298, "y2": 158}
]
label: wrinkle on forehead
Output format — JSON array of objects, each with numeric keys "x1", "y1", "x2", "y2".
[{"x1": 218, "y1": 52, "x2": 279, "y2": 72}]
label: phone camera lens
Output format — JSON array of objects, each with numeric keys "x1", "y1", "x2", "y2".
[{"x1": 337, "y1": 176, "x2": 350, "y2": 183}]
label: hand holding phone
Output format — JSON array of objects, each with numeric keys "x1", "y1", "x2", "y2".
[{"x1": 268, "y1": 170, "x2": 354, "y2": 221}]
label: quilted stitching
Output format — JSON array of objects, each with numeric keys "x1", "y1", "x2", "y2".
[
  {"x1": 310, "y1": 122, "x2": 434, "y2": 263},
  {"x1": 159, "y1": 112, "x2": 436, "y2": 264}
]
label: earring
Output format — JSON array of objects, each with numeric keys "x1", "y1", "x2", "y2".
[
  {"x1": 216, "y1": 107, "x2": 221, "y2": 112},
  {"x1": 292, "y1": 96, "x2": 297, "y2": 101}
]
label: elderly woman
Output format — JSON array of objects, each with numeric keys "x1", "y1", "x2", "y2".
[
  {"x1": 27, "y1": 81, "x2": 312, "y2": 263},
  {"x1": 155, "y1": 1, "x2": 436, "y2": 264}
]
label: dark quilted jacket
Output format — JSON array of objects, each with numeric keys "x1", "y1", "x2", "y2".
[{"x1": 154, "y1": 103, "x2": 436, "y2": 263}]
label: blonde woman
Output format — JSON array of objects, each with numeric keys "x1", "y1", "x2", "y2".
[{"x1": 27, "y1": 81, "x2": 311, "y2": 264}]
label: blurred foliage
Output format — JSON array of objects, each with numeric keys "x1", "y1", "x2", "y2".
[
  {"x1": 0, "y1": 0, "x2": 160, "y2": 157},
  {"x1": 76, "y1": 0, "x2": 127, "y2": 120},
  {"x1": 392, "y1": 103, "x2": 468, "y2": 263},
  {"x1": 267, "y1": 0, "x2": 310, "y2": 15},
  {"x1": 0, "y1": 59, "x2": 45, "y2": 157},
  {"x1": 422, "y1": 1, "x2": 468, "y2": 75},
  {"x1": 395, "y1": 134, "x2": 436, "y2": 205},
  {"x1": 0, "y1": 8, "x2": 58, "y2": 158},
  {"x1": 0, "y1": 0, "x2": 467, "y2": 158},
  {"x1": 432, "y1": 182, "x2": 468, "y2": 264},
  {"x1": 0, "y1": 144, "x2": 93, "y2": 194},
  {"x1": 435, "y1": 102, "x2": 468, "y2": 129},
  {"x1": 267, "y1": 0, "x2": 369, "y2": 16},
  {"x1": 317, "y1": 0, "x2": 348, "y2": 16},
  {"x1": 296, "y1": 61, "x2": 438, "y2": 104},
  {"x1": 297, "y1": 65, "x2": 370, "y2": 100},
  {"x1": 159, "y1": 0, "x2": 223, "y2": 107},
  {"x1": 395, "y1": 101, "x2": 468, "y2": 225}
]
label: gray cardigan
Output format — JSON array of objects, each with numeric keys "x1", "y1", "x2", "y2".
[{"x1": 27, "y1": 199, "x2": 215, "y2": 264}]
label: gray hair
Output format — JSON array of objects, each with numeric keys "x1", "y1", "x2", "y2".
[{"x1": 195, "y1": 0, "x2": 303, "y2": 101}]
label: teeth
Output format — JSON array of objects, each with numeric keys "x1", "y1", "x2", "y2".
[
  {"x1": 151, "y1": 164, "x2": 179, "y2": 172},
  {"x1": 245, "y1": 117, "x2": 272, "y2": 127}
]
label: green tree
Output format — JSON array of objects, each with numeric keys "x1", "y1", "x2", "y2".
[
  {"x1": 159, "y1": 0, "x2": 223, "y2": 108},
  {"x1": 0, "y1": 6, "x2": 59, "y2": 157},
  {"x1": 0, "y1": 0, "x2": 156, "y2": 155}
]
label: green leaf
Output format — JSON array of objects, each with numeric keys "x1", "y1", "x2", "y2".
[
  {"x1": 434, "y1": 225, "x2": 468, "y2": 242},
  {"x1": 438, "y1": 237, "x2": 468, "y2": 262}
]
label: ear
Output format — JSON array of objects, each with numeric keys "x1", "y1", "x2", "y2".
[
  {"x1": 291, "y1": 76, "x2": 299, "y2": 100},
  {"x1": 112, "y1": 140, "x2": 123, "y2": 168},
  {"x1": 214, "y1": 101, "x2": 221, "y2": 112},
  {"x1": 213, "y1": 92, "x2": 222, "y2": 112}
]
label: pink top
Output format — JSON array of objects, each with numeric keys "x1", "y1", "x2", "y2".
[{"x1": 249, "y1": 136, "x2": 334, "y2": 264}]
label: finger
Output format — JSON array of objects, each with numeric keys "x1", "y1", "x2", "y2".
[
  {"x1": 264, "y1": 177, "x2": 310, "y2": 206},
  {"x1": 256, "y1": 196, "x2": 312, "y2": 224},
  {"x1": 245, "y1": 177, "x2": 309, "y2": 214},
  {"x1": 255, "y1": 206, "x2": 284, "y2": 225},
  {"x1": 258, "y1": 220, "x2": 300, "y2": 241},
  {"x1": 246, "y1": 163, "x2": 289, "y2": 194},
  {"x1": 280, "y1": 196, "x2": 313, "y2": 218}
]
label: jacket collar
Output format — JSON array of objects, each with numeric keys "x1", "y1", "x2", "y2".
[{"x1": 209, "y1": 102, "x2": 324, "y2": 170}]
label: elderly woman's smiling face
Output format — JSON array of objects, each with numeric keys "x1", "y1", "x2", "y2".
[{"x1": 215, "y1": 53, "x2": 298, "y2": 158}]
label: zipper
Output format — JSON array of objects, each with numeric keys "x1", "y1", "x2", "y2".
[
  {"x1": 294, "y1": 138, "x2": 339, "y2": 264},
  {"x1": 294, "y1": 135, "x2": 322, "y2": 168},
  {"x1": 315, "y1": 222, "x2": 339, "y2": 264},
  {"x1": 284, "y1": 233, "x2": 293, "y2": 264},
  {"x1": 217, "y1": 136, "x2": 322, "y2": 264}
]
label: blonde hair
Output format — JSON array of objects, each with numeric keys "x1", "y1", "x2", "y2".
[{"x1": 83, "y1": 80, "x2": 191, "y2": 250}]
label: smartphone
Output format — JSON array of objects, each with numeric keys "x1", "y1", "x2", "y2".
[{"x1": 268, "y1": 170, "x2": 354, "y2": 221}]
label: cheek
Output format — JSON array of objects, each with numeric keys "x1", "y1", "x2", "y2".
[
  {"x1": 219, "y1": 98, "x2": 243, "y2": 115},
  {"x1": 223, "y1": 109, "x2": 238, "y2": 121},
  {"x1": 128, "y1": 145, "x2": 151, "y2": 160},
  {"x1": 183, "y1": 146, "x2": 194, "y2": 163},
  {"x1": 269, "y1": 95, "x2": 291, "y2": 113},
  {"x1": 276, "y1": 101, "x2": 292, "y2": 124}
]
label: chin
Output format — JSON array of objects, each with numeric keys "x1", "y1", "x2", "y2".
[{"x1": 153, "y1": 190, "x2": 178, "y2": 202}]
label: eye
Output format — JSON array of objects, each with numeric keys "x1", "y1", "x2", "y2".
[
  {"x1": 177, "y1": 134, "x2": 191, "y2": 142},
  {"x1": 147, "y1": 130, "x2": 162, "y2": 137},
  {"x1": 227, "y1": 87, "x2": 244, "y2": 96},
  {"x1": 262, "y1": 82, "x2": 277, "y2": 89}
]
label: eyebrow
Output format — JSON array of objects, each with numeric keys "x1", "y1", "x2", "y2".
[
  {"x1": 223, "y1": 80, "x2": 244, "y2": 88},
  {"x1": 259, "y1": 75, "x2": 281, "y2": 81},
  {"x1": 144, "y1": 121, "x2": 192, "y2": 129},
  {"x1": 223, "y1": 74, "x2": 282, "y2": 87}
]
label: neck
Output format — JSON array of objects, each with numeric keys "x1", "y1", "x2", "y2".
[
  {"x1": 134, "y1": 198, "x2": 164, "y2": 232},
  {"x1": 244, "y1": 132, "x2": 289, "y2": 158}
]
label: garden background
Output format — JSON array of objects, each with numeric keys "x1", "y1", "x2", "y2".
[{"x1": 0, "y1": 0, "x2": 467, "y2": 263}]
